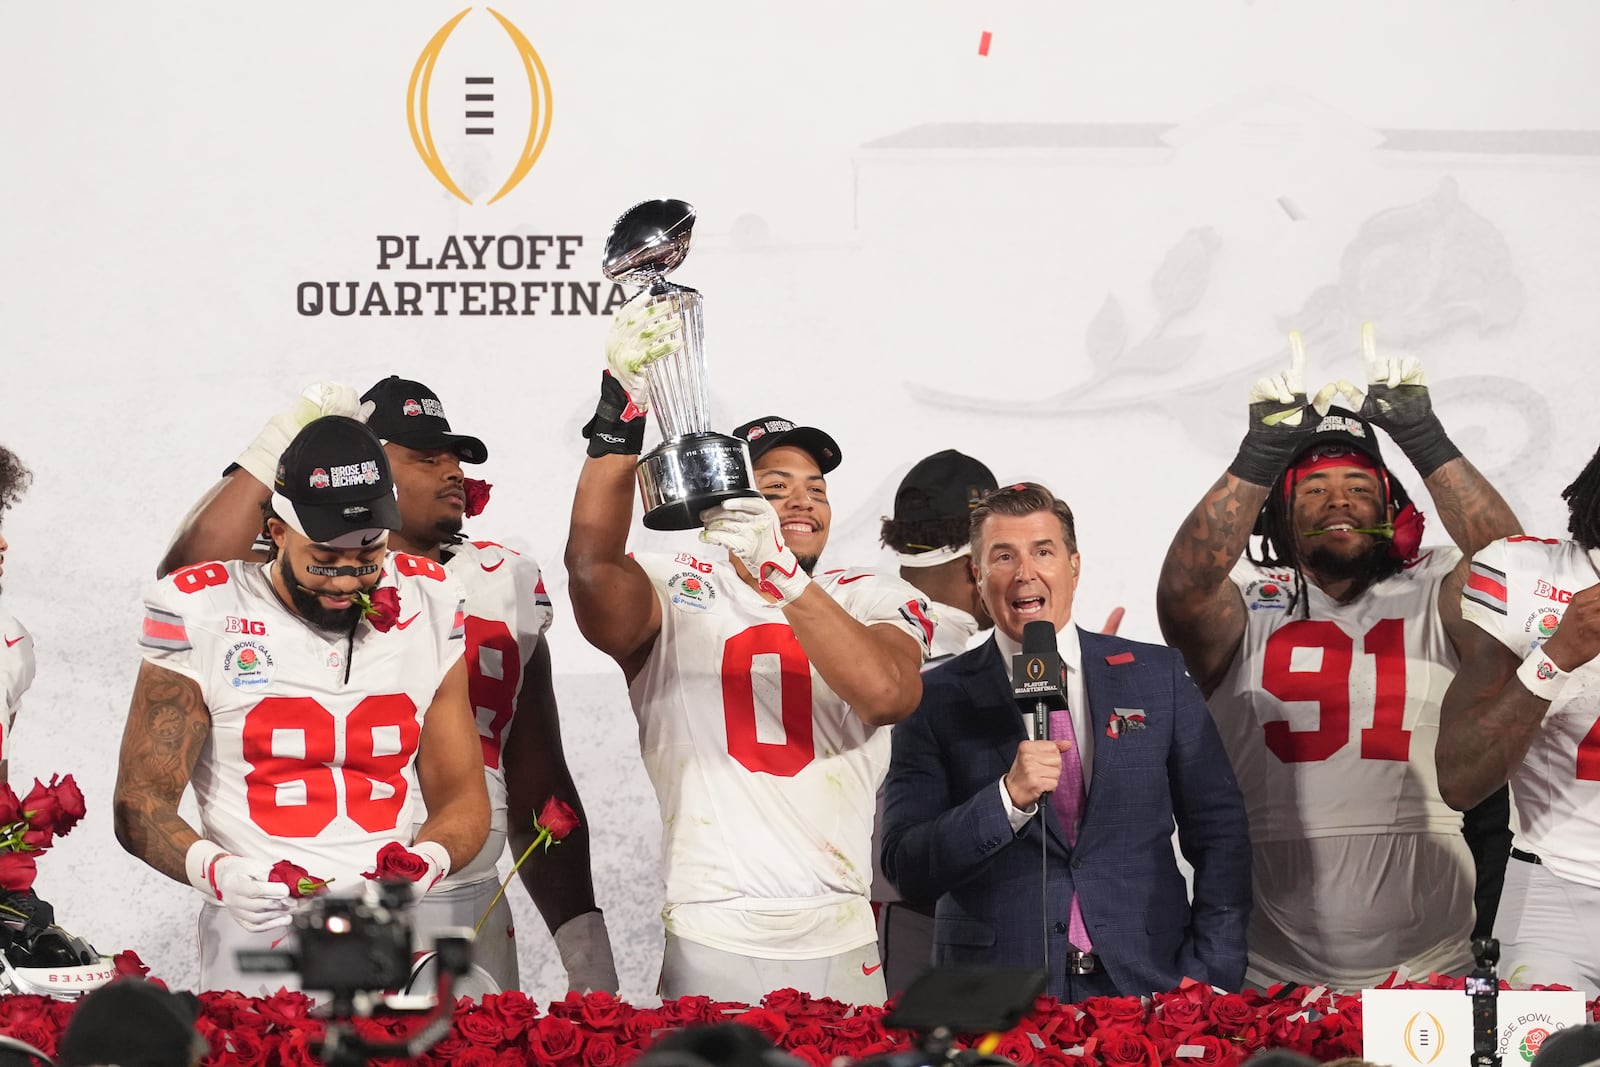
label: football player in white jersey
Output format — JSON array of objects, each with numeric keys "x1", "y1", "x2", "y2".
[
  {"x1": 1439, "y1": 443, "x2": 1600, "y2": 994},
  {"x1": 568, "y1": 299, "x2": 931, "y2": 1004},
  {"x1": 1156, "y1": 329, "x2": 1519, "y2": 989},
  {"x1": 157, "y1": 378, "x2": 618, "y2": 994},
  {"x1": 0, "y1": 444, "x2": 34, "y2": 786},
  {"x1": 114, "y1": 416, "x2": 489, "y2": 993}
]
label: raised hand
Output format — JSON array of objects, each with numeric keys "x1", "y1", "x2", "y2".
[
  {"x1": 1228, "y1": 332, "x2": 1314, "y2": 487},
  {"x1": 699, "y1": 496, "x2": 812, "y2": 603},
  {"x1": 604, "y1": 295, "x2": 683, "y2": 414},
  {"x1": 1350, "y1": 323, "x2": 1461, "y2": 477}
]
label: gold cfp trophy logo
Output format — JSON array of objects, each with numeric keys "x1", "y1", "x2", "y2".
[{"x1": 408, "y1": 8, "x2": 553, "y2": 204}]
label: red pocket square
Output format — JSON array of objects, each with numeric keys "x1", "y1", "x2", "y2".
[{"x1": 1105, "y1": 652, "x2": 1135, "y2": 665}]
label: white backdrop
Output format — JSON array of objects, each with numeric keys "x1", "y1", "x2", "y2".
[{"x1": 2, "y1": 1, "x2": 1597, "y2": 1002}]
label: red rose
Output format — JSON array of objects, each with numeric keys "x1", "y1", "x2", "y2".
[
  {"x1": 0, "y1": 852, "x2": 37, "y2": 891},
  {"x1": 1389, "y1": 503, "x2": 1425, "y2": 561},
  {"x1": 362, "y1": 586, "x2": 403, "y2": 632},
  {"x1": 1089, "y1": 1026, "x2": 1162, "y2": 1067},
  {"x1": 1148, "y1": 994, "x2": 1211, "y2": 1042},
  {"x1": 46, "y1": 774, "x2": 87, "y2": 835},
  {"x1": 453, "y1": 1048, "x2": 498, "y2": 1067},
  {"x1": 1083, "y1": 995, "x2": 1147, "y2": 1030},
  {"x1": 255, "y1": 989, "x2": 318, "y2": 1028},
  {"x1": 5, "y1": 1022, "x2": 54, "y2": 1058},
  {"x1": 581, "y1": 1036, "x2": 620, "y2": 1067},
  {"x1": 362, "y1": 842, "x2": 430, "y2": 882},
  {"x1": 223, "y1": 1027, "x2": 270, "y2": 1067},
  {"x1": 786, "y1": 1022, "x2": 828, "y2": 1049},
  {"x1": 537, "y1": 797, "x2": 581, "y2": 842},
  {"x1": 494, "y1": 1050, "x2": 525, "y2": 1067},
  {"x1": 483, "y1": 990, "x2": 539, "y2": 1038},
  {"x1": 269, "y1": 859, "x2": 332, "y2": 898},
  {"x1": 1206, "y1": 993, "x2": 1255, "y2": 1036},
  {"x1": 730, "y1": 1008, "x2": 790, "y2": 1043},
  {"x1": 577, "y1": 991, "x2": 627, "y2": 1030},
  {"x1": 20, "y1": 827, "x2": 51, "y2": 851},
  {"x1": 0, "y1": 784, "x2": 22, "y2": 827},
  {"x1": 624, "y1": 1009, "x2": 669, "y2": 1044},
  {"x1": 429, "y1": 1036, "x2": 469, "y2": 1061},
  {"x1": 112, "y1": 950, "x2": 152, "y2": 978},
  {"x1": 763, "y1": 988, "x2": 808, "y2": 1014},
  {"x1": 456, "y1": 1008, "x2": 506, "y2": 1048},
  {"x1": 529, "y1": 1016, "x2": 585, "y2": 1062},
  {"x1": 463, "y1": 478, "x2": 493, "y2": 518},
  {"x1": 788, "y1": 1046, "x2": 830, "y2": 1067},
  {"x1": 994, "y1": 1031, "x2": 1042, "y2": 1065},
  {"x1": 19, "y1": 779, "x2": 61, "y2": 838},
  {"x1": 656, "y1": 995, "x2": 711, "y2": 1024},
  {"x1": 1165, "y1": 1034, "x2": 1242, "y2": 1067}
]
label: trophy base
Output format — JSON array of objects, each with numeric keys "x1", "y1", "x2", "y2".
[{"x1": 638, "y1": 431, "x2": 759, "y2": 531}]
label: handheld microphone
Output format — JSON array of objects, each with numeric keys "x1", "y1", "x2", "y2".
[
  {"x1": 1013, "y1": 620, "x2": 1068, "y2": 741},
  {"x1": 1012, "y1": 619, "x2": 1069, "y2": 980}
]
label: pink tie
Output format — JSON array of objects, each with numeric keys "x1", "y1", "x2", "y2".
[{"x1": 1048, "y1": 708, "x2": 1093, "y2": 953}]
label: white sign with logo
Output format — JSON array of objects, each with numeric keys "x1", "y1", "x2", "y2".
[{"x1": 1363, "y1": 989, "x2": 1588, "y2": 1066}]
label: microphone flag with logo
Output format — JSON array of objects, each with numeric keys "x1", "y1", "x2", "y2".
[{"x1": 1013, "y1": 620, "x2": 1068, "y2": 742}]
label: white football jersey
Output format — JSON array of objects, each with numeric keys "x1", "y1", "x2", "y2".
[
  {"x1": 420, "y1": 539, "x2": 553, "y2": 885},
  {"x1": 1460, "y1": 536, "x2": 1600, "y2": 889},
  {"x1": 1213, "y1": 547, "x2": 1473, "y2": 986},
  {"x1": 630, "y1": 551, "x2": 933, "y2": 959},
  {"x1": 0, "y1": 611, "x2": 34, "y2": 771},
  {"x1": 138, "y1": 557, "x2": 466, "y2": 889}
]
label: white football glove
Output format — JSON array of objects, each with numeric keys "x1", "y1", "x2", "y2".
[
  {"x1": 186, "y1": 841, "x2": 292, "y2": 933},
  {"x1": 554, "y1": 911, "x2": 620, "y2": 994},
  {"x1": 604, "y1": 295, "x2": 683, "y2": 413},
  {"x1": 699, "y1": 495, "x2": 813, "y2": 602},
  {"x1": 235, "y1": 381, "x2": 367, "y2": 486},
  {"x1": 1245, "y1": 330, "x2": 1309, "y2": 427}
]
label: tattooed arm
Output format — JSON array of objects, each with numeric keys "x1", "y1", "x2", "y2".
[
  {"x1": 1156, "y1": 473, "x2": 1265, "y2": 697},
  {"x1": 113, "y1": 661, "x2": 211, "y2": 884},
  {"x1": 1427, "y1": 457, "x2": 1521, "y2": 663}
]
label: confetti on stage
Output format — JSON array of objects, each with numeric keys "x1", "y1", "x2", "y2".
[{"x1": 978, "y1": 30, "x2": 992, "y2": 56}]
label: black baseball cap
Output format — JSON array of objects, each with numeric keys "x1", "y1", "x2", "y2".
[
  {"x1": 272, "y1": 416, "x2": 403, "y2": 547},
  {"x1": 1285, "y1": 405, "x2": 1387, "y2": 471},
  {"x1": 361, "y1": 376, "x2": 487, "y2": 464},
  {"x1": 58, "y1": 979, "x2": 207, "y2": 1067},
  {"x1": 893, "y1": 450, "x2": 998, "y2": 525},
  {"x1": 731, "y1": 416, "x2": 842, "y2": 474}
]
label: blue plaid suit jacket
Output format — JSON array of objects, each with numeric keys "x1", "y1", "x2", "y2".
[{"x1": 880, "y1": 628, "x2": 1251, "y2": 997}]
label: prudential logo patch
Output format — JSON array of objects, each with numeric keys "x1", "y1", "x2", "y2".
[{"x1": 408, "y1": 8, "x2": 554, "y2": 205}]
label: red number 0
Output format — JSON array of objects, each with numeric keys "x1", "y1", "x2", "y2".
[
  {"x1": 464, "y1": 617, "x2": 521, "y2": 771},
  {"x1": 1579, "y1": 718, "x2": 1600, "y2": 781},
  {"x1": 242, "y1": 694, "x2": 419, "y2": 835},
  {"x1": 722, "y1": 623, "x2": 815, "y2": 776},
  {"x1": 1260, "y1": 618, "x2": 1411, "y2": 764}
]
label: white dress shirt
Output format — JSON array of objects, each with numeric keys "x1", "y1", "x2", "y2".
[{"x1": 992, "y1": 622, "x2": 1093, "y2": 831}]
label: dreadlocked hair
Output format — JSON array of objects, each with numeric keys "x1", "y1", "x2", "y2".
[
  {"x1": 969, "y1": 482, "x2": 1077, "y2": 555},
  {"x1": 1560, "y1": 442, "x2": 1600, "y2": 550},
  {"x1": 880, "y1": 515, "x2": 971, "y2": 555},
  {"x1": 1246, "y1": 460, "x2": 1412, "y2": 618},
  {"x1": 257, "y1": 499, "x2": 282, "y2": 561},
  {"x1": 0, "y1": 447, "x2": 30, "y2": 518}
]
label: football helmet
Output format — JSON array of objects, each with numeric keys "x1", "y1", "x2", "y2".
[{"x1": 0, "y1": 893, "x2": 115, "y2": 998}]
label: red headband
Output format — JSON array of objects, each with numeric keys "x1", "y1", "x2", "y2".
[{"x1": 1283, "y1": 447, "x2": 1382, "y2": 500}]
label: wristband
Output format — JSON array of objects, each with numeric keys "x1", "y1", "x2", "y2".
[
  {"x1": 184, "y1": 838, "x2": 229, "y2": 897},
  {"x1": 411, "y1": 839, "x2": 452, "y2": 890},
  {"x1": 582, "y1": 372, "x2": 647, "y2": 458},
  {"x1": 1517, "y1": 649, "x2": 1569, "y2": 703}
]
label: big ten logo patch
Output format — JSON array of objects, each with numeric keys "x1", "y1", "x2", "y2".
[{"x1": 409, "y1": 8, "x2": 552, "y2": 206}]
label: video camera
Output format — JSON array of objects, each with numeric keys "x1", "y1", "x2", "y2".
[
  {"x1": 1467, "y1": 936, "x2": 1501, "y2": 1067},
  {"x1": 237, "y1": 880, "x2": 475, "y2": 1067}
]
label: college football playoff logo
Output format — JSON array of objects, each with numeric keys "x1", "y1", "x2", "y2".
[{"x1": 408, "y1": 8, "x2": 554, "y2": 205}]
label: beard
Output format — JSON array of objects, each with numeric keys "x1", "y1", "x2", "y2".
[
  {"x1": 796, "y1": 553, "x2": 820, "y2": 576},
  {"x1": 278, "y1": 554, "x2": 368, "y2": 634},
  {"x1": 1302, "y1": 538, "x2": 1388, "y2": 584}
]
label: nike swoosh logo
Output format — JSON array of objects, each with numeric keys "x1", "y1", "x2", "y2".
[
  {"x1": 359, "y1": 531, "x2": 383, "y2": 546},
  {"x1": 2, "y1": 635, "x2": 22, "y2": 648},
  {"x1": 480, "y1": 560, "x2": 505, "y2": 573},
  {"x1": 394, "y1": 612, "x2": 422, "y2": 630},
  {"x1": 838, "y1": 574, "x2": 871, "y2": 585},
  {"x1": 861, "y1": 962, "x2": 883, "y2": 975}
]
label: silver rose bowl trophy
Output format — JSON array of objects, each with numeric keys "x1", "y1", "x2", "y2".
[{"x1": 602, "y1": 198, "x2": 756, "y2": 530}]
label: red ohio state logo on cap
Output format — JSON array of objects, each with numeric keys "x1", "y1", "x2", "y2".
[
  {"x1": 403, "y1": 399, "x2": 423, "y2": 416},
  {"x1": 745, "y1": 426, "x2": 765, "y2": 440},
  {"x1": 309, "y1": 468, "x2": 330, "y2": 489}
]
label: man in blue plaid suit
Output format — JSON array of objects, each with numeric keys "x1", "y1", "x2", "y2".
[{"x1": 881, "y1": 483, "x2": 1250, "y2": 1000}]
